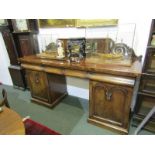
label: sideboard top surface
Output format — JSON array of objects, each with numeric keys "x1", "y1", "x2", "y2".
[{"x1": 19, "y1": 55, "x2": 142, "y2": 78}]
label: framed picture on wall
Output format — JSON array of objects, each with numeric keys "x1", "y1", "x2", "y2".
[
  {"x1": 39, "y1": 19, "x2": 76, "y2": 28},
  {"x1": 76, "y1": 19, "x2": 118, "y2": 27}
]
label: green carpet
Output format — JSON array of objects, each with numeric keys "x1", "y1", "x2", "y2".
[{"x1": 0, "y1": 85, "x2": 154, "y2": 135}]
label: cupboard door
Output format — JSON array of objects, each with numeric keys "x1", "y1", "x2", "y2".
[
  {"x1": 26, "y1": 70, "x2": 49, "y2": 102},
  {"x1": 89, "y1": 81, "x2": 133, "y2": 132},
  {"x1": 18, "y1": 35, "x2": 34, "y2": 56}
]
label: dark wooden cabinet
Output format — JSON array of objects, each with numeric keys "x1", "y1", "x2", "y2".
[
  {"x1": 26, "y1": 69, "x2": 67, "y2": 107},
  {"x1": 0, "y1": 19, "x2": 39, "y2": 90},
  {"x1": 0, "y1": 20, "x2": 26, "y2": 89},
  {"x1": 133, "y1": 19, "x2": 155, "y2": 132},
  {"x1": 11, "y1": 19, "x2": 39, "y2": 89},
  {"x1": 88, "y1": 80, "x2": 133, "y2": 134}
]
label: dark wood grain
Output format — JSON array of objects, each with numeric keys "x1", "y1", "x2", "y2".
[
  {"x1": 26, "y1": 70, "x2": 49, "y2": 102},
  {"x1": 17, "y1": 34, "x2": 39, "y2": 56},
  {"x1": 19, "y1": 55, "x2": 142, "y2": 78},
  {"x1": 47, "y1": 73, "x2": 67, "y2": 105},
  {"x1": 2, "y1": 30, "x2": 19, "y2": 65},
  {"x1": 19, "y1": 54, "x2": 142, "y2": 134},
  {"x1": 9, "y1": 65, "x2": 26, "y2": 90},
  {"x1": 88, "y1": 81, "x2": 133, "y2": 134},
  {"x1": 26, "y1": 70, "x2": 67, "y2": 107}
]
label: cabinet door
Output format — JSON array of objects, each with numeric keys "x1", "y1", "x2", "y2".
[
  {"x1": 89, "y1": 81, "x2": 133, "y2": 130},
  {"x1": 2, "y1": 30, "x2": 19, "y2": 65},
  {"x1": 18, "y1": 35, "x2": 34, "y2": 56},
  {"x1": 26, "y1": 70, "x2": 49, "y2": 102}
]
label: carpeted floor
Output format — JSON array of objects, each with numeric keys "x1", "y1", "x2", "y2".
[{"x1": 0, "y1": 85, "x2": 154, "y2": 135}]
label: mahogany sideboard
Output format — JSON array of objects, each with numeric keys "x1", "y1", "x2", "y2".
[{"x1": 19, "y1": 55, "x2": 142, "y2": 134}]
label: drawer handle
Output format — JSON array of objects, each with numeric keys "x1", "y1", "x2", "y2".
[
  {"x1": 35, "y1": 74, "x2": 39, "y2": 84},
  {"x1": 105, "y1": 87, "x2": 128, "y2": 101},
  {"x1": 35, "y1": 79, "x2": 39, "y2": 83},
  {"x1": 106, "y1": 90, "x2": 112, "y2": 101}
]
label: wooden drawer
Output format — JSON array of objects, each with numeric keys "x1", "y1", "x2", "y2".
[
  {"x1": 88, "y1": 80, "x2": 133, "y2": 134},
  {"x1": 26, "y1": 70, "x2": 49, "y2": 102}
]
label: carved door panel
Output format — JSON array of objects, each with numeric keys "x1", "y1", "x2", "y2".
[
  {"x1": 18, "y1": 35, "x2": 34, "y2": 56},
  {"x1": 26, "y1": 70, "x2": 49, "y2": 102},
  {"x1": 89, "y1": 81, "x2": 133, "y2": 129}
]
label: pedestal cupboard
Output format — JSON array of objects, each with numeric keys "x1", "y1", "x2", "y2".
[
  {"x1": 88, "y1": 81, "x2": 133, "y2": 134},
  {"x1": 26, "y1": 70, "x2": 67, "y2": 107}
]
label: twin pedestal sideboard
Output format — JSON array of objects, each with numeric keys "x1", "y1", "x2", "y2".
[{"x1": 19, "y1": 55, "x2": 142, "y2": 134}]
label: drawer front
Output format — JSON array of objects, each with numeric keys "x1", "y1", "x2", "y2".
[
  {"x1": 140, "y1": 75, "x2": 155, "y2": 94},
  {"x1": 26, "y1": 70, "x2": 49, "y2": 102},
  {"x1": 89, "y1": 81, "x2": 133, "y2": 128}
]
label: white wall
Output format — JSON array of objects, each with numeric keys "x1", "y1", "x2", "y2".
[
  {"x1": 0, "y1": 19, "x2": 152, "y2": 99},
  {"x1": 0, "y1": 32, "x2": 13, "y2": 85}
]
